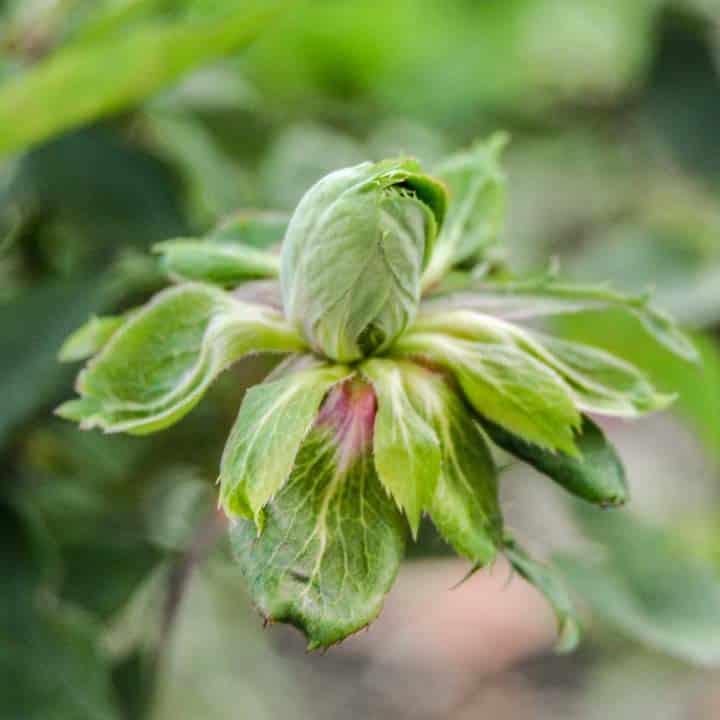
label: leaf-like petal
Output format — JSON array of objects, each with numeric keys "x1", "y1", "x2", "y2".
[
  {"x1": 361, "y1": 358, "x2": 441, "y2": 538},
  {"x1": 231, "y1": 381, "x2": 405, "y2": 649},
  {"x1": 412, "y1": 310, "x2": 670, "y2": 417},
  {"x1": 57, "y1": 283, "x2": 304, "y2": 434},
  {"x1": 219, "y1": 364, "x2": 351, "y2": 524},
  {"x1": 402, "y1": 363, "x2": 501, "y2": 564},
  {"x1": 523, "y1": 332, "x2": 673, "y2": 417},
  {"x1": 504, "y1": 535, "x2": 581, "y2": 653},
  {"x1": 394, "y1": 332, "x2": 581, "y2": 455},
  {"x1": 483, "y1": 415, "x2": 628, "y2": 507}
]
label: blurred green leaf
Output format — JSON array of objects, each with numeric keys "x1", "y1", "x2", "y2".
[
  {"x1": 0, "y1": 2, "x2": 285, "y2": 157},
  {"x1": 0, "y1": 277, "x2": 113, "y2": 447},
  {"x1": 558, "y1": 505, "x2": 720, "y2": 666},
  {"x1": 0, "y1": 499, "x2": 121, "y2": 719}
]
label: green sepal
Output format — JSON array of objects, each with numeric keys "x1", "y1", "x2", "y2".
[
  {"x1": 58, "y1": 314, "x2": 126, "y2": 362},
  {"x1": 231, "y1": 416, "x2": 405, "y2": 649},
  {"x1": 58, "y1": 283, "x2": 305, "y2": 435},
  {"x1": 219, "y1": 364, "x2": 351, "y2": 525},
  {"x1": 394, "y1": 332, "x2": 581, "y2": 455},
  {"x1": 361, "y1": 358, "x2": 441, "y2": 538},
  {"x1": 503, "y1": 535, "x2": 581, "y2": 653},
  {"x1": 483, "y1": 415, "x2": 628, "y2": 507},
  {"x1": 402, "y1": 362, "x2": 501, "y2": 564}
]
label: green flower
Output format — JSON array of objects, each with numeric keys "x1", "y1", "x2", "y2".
[{"x1": 58, "y1": 135, "x2": 695, "y2": 650}]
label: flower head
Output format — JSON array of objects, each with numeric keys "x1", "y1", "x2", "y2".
[{"x1": 58, "y1": 135, "x2": 695, "y2": 651}]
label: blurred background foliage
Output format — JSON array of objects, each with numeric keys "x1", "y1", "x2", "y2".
[{"x1": 2, "y1": 1, "x2": 720, "y2": 718}]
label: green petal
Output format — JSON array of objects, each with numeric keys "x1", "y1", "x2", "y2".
[
  {"x1": 394, "y1": 332, "x2": 581, "y2": 455},
  {"x1": 483, "y1": 415, "x2": 628, "y2": 507},
  {"x1": 361, "y1": 358, "x2": 441, "y2": 538},
  {"x1": 231, "y1": 407, "x2": 405, "y2": 649},
  {"x1": 504, "y1": 535, "x2": 581, "y2": 653},
  {"x1": 60, "y1": 283, "x2": 304, "y2": 434},
  {"x1": 219, "y1": 364, "x2": 351, "y2": 524},
  {"x1": 402, "y1": 363, "x2": 501, "y2": 564}
]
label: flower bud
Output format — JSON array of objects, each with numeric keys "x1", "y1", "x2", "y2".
[{"x1": 280, "y1": 160, "x2": 447, "y2": 362}]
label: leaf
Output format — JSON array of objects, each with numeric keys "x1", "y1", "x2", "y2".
[
  {"x1": 57, "y1": 283, "x2": 304, "y2": 435},
  {"x1": 58, "y1": 314, "x2": 126, "y2": 362},
  {"x1": 219, "y1": 364, "x2": 350, "y2": 524},
  {"x1": 154, "y1": 239, "x2": 281, "y2": 286},
  {"x1": 361, "y1": 358, "x2": 441, "y2": 538},
  {"x1": 393, "y1": 332, "x2": 581, "y2": 455},
  {"x1": 422, "y1": 133, "x2": 507, "y2": 289},
  {"x1": 504, "y1": 535, "x2": 581, "y2": 653},
  {"x1": 0, "y1": 3, "x2": 285, "y2": 157},
  {"x1": 557, "y1": 505, "x2": 720, "y2": 666},
  {"x1": 482, "y1": 415, "x2": 628, "y2": 507},
  {"x1": 402, "y1": 363, "x2": 501, "y2": 564},
  {"x1": 424, "y1": 279, "x2": 698, "y2": 361},
  {"x1": 231, "y1": 382, "x2": 405, "y2": 649}
]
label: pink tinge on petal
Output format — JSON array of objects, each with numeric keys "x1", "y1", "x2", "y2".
[{"x1": 316, "y1": 379, "x2": 377, "y2": 473}]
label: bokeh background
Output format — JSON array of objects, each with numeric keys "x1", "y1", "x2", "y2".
[{"x1": 2, "y1": 1, "x2": 720, "y2": 718}]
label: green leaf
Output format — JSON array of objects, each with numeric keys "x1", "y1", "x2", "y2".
[
  {"x1": 219, "y1": 364, "x2": 351, "y2": 524},
  {"x1": 483, "y1": 415, "x2": 628, "y2": 507},
  {"x1": 57, "y1": 283, "x2": 304, "y2": 435},
  {"x1": 425, "y1": 279, "x2": 698, "y2": 361},
  {"x1": 154, "y1": 239, "x2": 281, "y2": 286},
  {"x1": 361, "y1": 358, "x2": 441, "y2": 538},
  {"x1": 423, "y1": 133, "x2": 507, "y2": 289},
  {"x1": 280, "y1": 159, "x2": 448, "y2": 362},
  {"x1": 393, "y1": 332, "x2": 581, "y2": 455},
  {"x1": 58, "y1": 314, "x2": 126, "y2": 363},
  {"x1": 402, "y1": 362, "x2": 501, "y2": 564},
  {"x1": 557, "y1": 506, "x2": 720, "y2": 665},
  {"x1": 504, "y1": 535, "x2": 581, "y2": 653},
  {"x1": 0, "y1": 3, "x2": 285, "y2": 157},
  {"x1": 231, "y1": 383, "x2": 405, "y2": 649}
]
